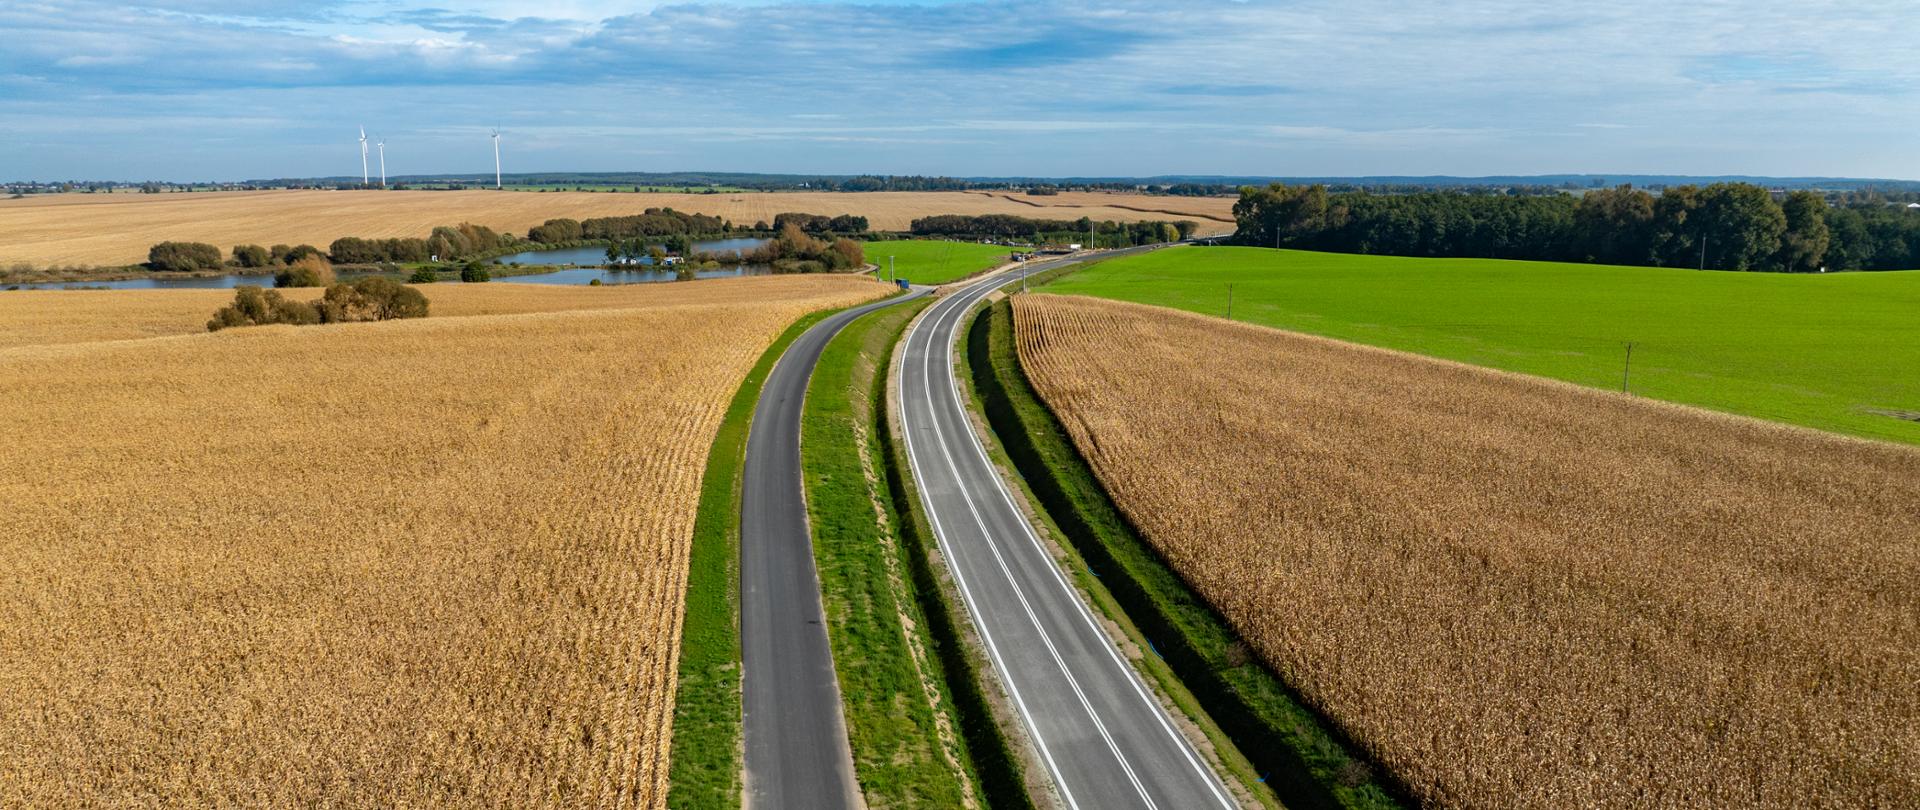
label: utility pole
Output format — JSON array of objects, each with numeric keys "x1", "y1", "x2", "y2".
[
  {"x1": 1622, "y1": 342, "x2": 1635, "y2": 393},
  {"x1": 888, "y1": 255, "x2": 894, "y2": 283},
  {"x1": 1699, "y1": 236, "x2": 1707, "y2": 271}
]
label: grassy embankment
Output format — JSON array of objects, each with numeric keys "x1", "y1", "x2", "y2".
[
  {"x1": 668, "y1": 309, "x2": 839, "y2": 810},
  {"x1": 802, "y1": 299, "x2": 1041, "y2": 808},
  {"x1": 865, "y1": 240, "x2": 1013, "y2": 285},
  {"x1": 965, "y1": 297, "x2": 1404, "y2": 810},
  {"x1": 1043, "y1": 245, "x2": 1920, "y2": 445}
]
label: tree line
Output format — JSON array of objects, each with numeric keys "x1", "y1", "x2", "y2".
[
  {"x1": 910, "y1": 214, "x2": 1199, "y2": 246},
  {"x1": 1233, "y1": 183, "x2": 1920, "y2": 271}
]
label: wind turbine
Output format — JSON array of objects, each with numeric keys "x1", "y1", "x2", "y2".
[
  {"x1": 491, "y1": 128, "x2": 502, "y2": 189},
  {"x1": 376, "y1": 137, "x2": 386, "y2": 188},
  {"x1": 358, "y1": 126, "x2": 369, "y2": 187}
]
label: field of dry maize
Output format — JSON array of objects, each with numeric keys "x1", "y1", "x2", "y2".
[
  {"x1": 0, "y1": 188, "x2": 1235, "y2": 268},
  {"x1": 0, "y1": 275, "x2": 886, "y2": 806},
  {"x1": 1011, "y1": 293, "x2": 1920, "y2": 809}
]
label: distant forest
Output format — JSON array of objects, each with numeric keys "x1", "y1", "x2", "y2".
[
  {"x1": 1234, "y1": 183, "x2": 1920, "y2": 272},
  {"x1": 18, "y1": 172, "x2": 1920, "y2": 199}
]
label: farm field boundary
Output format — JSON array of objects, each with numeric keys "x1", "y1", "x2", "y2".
[
  {"x1": 965, "y1": 297, "x2": 1404, "y2": 810},
  {"x1": 1040, "y1": 245, "x2": 1920, "y2": 446},
  {"x1": 669, "y1": 308, "x2": 837, "y2": 810}
]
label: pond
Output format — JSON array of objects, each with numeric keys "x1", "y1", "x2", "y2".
[
  {"x1": 4, "y1": 237, "x2": 781, "y2": 289},
  {"x1": 490, "y1": 237, "x2": 771, "y2": 267},
  {"x1": 492, "y1": 264, "x2": 773, "y2": 285},
  {"x1": 5, "y1": 265, "x2": 778, "y2": 290}
]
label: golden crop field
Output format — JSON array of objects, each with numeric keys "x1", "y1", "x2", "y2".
[
  {"x1": 1011, "y1": 294, "x2": 1920, "y2": 809},
  {"x1": 0, "y1": 188, "x2": 1236, "y2": 268},
  {"x1": 0, "y1": 281, "x2": 798, "y2": 350},
  {"x1": 0, "y1": 275, "x2": 886, "y2": 806}
]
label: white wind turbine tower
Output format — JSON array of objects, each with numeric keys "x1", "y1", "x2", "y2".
[
  {"x1": 359, "y1": 126, "x2": 370, "y2": 186},
  {"x1": 376, "y1": 137, "x2": 387, "y2": 188},
  {"x1": 491, "y1": 127, "x2": 502, "y2": 189}
]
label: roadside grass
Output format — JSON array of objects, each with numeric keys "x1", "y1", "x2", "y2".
[
  {"x1": 1042, "y1": 245, "x2": 1920, "y2": 445},
  {"x1": 804, "y1": 298, "x2": 992, "y2": 807},
  {"x1": 964, "y1": 296, "x2": 1405, "y2": 810},
  {"x1": 867, "y1": 240, "x2": 1013, "y2": 285},
  {"x1": 669, "y1": 309, "x2": 837, "y2": 810}
]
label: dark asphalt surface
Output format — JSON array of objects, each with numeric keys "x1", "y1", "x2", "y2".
[
  {"x1": 740, "y1": 286, "x2": 927, "y2": 810},
  {"x1": 897, "y1": 248, "x2": 1240, "y2": 810}
]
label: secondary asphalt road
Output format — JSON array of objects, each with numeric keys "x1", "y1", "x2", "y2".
[
  {"x1": 898, "y1": 248, "x2": 1240, "y2": 809},
  {"x1": 741, "y1": 286, "x2": 928, "y2": 810}
]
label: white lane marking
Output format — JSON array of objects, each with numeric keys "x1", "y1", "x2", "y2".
[
  {"x1": 943, "y1": 263, "x2": 1239, "y2": 808},
  {"x1": 915, "y1": 285, "x2": 1160, "y2": 809},
  {"x1": 899, "y1": 293, "x2": 1083, "y2": 810}
]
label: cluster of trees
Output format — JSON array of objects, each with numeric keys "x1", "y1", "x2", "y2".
[
  {"x1": 207, "y1": 278, "x2": 428, "y2": 332},
  {"x1": 569, "y1": 209, "x2": 731, "y2": 241},
  {"x1": 149, "y1": 240, "x2": 330, "y2": 272},
  {"x1": 910, "y1": 214, "x2": 1198, "y2": 245},
  {"x1": 771, "y1": 212, "x2": 869, "y2": 234},
  {"x1": 328, "y1": 236, "x2": 432, "y2": 264},
  {"x1": 425, "y1": 223, "x2": 509, "y2": 262},
  {"x1": 147, "y1": 241, "x2": 224, "y2": 272},
  {"x1": 747, "y1": 224, "x2": 866, "y2": 273},
  {"x1": 1233, "y1": 183, "x2": 1920, "y2": 271}
]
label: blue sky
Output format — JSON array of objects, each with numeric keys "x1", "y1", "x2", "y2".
[{"x1": 2, "y1": 0, "x2": 1916, "y2": 181}]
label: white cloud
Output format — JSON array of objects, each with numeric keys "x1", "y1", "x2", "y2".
[{"x1": 0, "y1": 0, "x2": 1916, "y2": 180}]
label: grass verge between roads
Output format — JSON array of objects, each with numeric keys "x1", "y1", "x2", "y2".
[
  {"x1": 803, "y1": 298, "x2": 986, "y2": 807},
  {"x1": 868, "y1": 240, "x2": 1013, "y2": 285},
  {"x1": 668, "y1": 308, "x2": 836, "y2": 810},
  {"x1": 965, "y1": 297, "x2": 1405, "y2": 810},
  {"x1": 1042, "y1": 245, "x2": 1920, "y2": 446}
]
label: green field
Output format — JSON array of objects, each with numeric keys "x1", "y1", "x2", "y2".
[
  {"x1": 1044, "y1": 246, "x2": 1920, "y2": 445},
  {"x1": 867, "y1": 240, "x2": 1011, "y2": 285}
]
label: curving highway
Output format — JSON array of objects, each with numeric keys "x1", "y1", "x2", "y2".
[
  {"x1": 741, "y1": 287, "x2": 927, "y2": 810},
  {"x1": 897, "y1": 250, "x2": 1240, "y2": 810}
]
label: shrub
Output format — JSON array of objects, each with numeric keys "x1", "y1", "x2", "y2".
[
  {"x1": 461, "y1": 262, "x2": 490, "y2": 283},
  {"x1": 148, "y1": 241, "x2": 223, "y2": 272},
  {"x1": 232, "y1": 244, "x2": 271, "y2": 268},
  {"x1": 408, "y1": 267, "x2": 439, "y2": 284},
  {"x1": 206, "y1": 286, "x2": 319, "y2": 331},
  {"x1": 314, "y1": 277, "x2": 429, "y2": 323},
  {"x1": 588, "y1": 278, "x2": 603, "y2": 286},
  {"x1": 829, "y1": 238, "x2": 865, "y2": 270},
  {"x1": 275, "y1": 255, "x2": 337, "y2": 288}
]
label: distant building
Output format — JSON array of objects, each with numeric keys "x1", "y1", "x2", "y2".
[{"x1": 1907, "y1": 203, "x2": 1920, "y2": 213}]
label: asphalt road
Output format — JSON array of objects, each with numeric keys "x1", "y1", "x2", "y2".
[
  {"x1": 741, "y1": 287, "x2": 928, "y2": 810},
  {"x1": 897, "y1": 248, "x2": 1240, "y2": 810}
]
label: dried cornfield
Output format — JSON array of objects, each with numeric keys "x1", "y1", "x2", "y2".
[
  {"x1": 0, "y1": 275, "x2": 885, "y2": 806},
  {"x1": 0, "y1": 188, "x2": 1235, "y2": 268},
  {"x1": 1011, "y1": 293, "x2": 1920, "y2": 809},
  {"x1": 0, "y1": 279, "x2": 846, "y2": 350}
]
